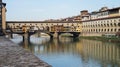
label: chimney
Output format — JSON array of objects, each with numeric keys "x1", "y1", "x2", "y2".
[{"x1": 80, "y1": 10, "x2": 88, "y2": 16}]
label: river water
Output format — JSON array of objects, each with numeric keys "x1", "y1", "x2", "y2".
[{"x1": 11, "y1": 35, "x2": 120, "y2": 67}]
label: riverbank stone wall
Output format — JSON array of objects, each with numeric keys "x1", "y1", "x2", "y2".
[{"x1": 0, "y1": 36, "x2": 52, "y2": 67}]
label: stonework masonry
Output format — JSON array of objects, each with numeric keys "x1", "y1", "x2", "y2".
[{"x1": 0, "y1": 36, "x2": 52, "y2": 67}]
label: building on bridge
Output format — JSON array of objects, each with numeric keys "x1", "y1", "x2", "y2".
[
  {"x1": 81, "y1": 7, "x2": 120, "y2": 36},
  {"x1": 0, "y1": 0, "x2": 6, "y2": 36},
  {"x1": 7, "y1": 21, "x2": 82, "y2": 32},
  {"x1": 6, "y1": 21, "x2": 82, "y2": 38}
]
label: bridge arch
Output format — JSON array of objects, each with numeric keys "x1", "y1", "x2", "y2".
[{"x1": 57, "y1": 32, "x2": 80, "y2": 37}]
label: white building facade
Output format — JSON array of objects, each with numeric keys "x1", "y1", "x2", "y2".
[{"x1": 81, "y1": 7, "x2": 120, "y2": 36}]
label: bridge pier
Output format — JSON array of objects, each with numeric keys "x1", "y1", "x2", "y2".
[
  {"x1": 0, "y1": 30, "x2": 5, "y2": 36},
  {"x1": 37, "y1": 31, "x2": 41, "y2": 37},
  {"x1": 50, "y1": 35, "x2": 53, "y2": 39},
  {"x1": 23, "y1": 33, "x2": 30, "y2": 42},
  {"x1": 10, "y1": 33, "x2": 13, "y2": 38},
  {"x1": 9, "y1": 33, "x2": 13, "y2": 39},
  {"x1": 50, "y1": 32, "x2": 80, "y2": 39},
  {"x1": 53, "y1": 32, "x2": 58, "y2": 38},
  {"x1": 53, "y1": 32, "x2": 60, "y2": 38},
  {"x1": 72, "y1": 32, "x2": 80, "y2": 38}
]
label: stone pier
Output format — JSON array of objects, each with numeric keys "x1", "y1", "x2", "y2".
[{"x1": 0, "y1": 36, "x2": 52, "y2": 67}]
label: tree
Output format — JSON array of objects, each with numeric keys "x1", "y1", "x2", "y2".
[{"x1": 116, "y1": 32, "x2": 120, "y2": 37}]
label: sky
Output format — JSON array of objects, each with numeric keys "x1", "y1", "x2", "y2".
[{"x1": 3, "y1": 0, "x2": 120, "y2": 21}]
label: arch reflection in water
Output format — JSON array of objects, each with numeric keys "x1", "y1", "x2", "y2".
[{"x1": 12, "y1": 37, "x2": 120, "y2": 67}]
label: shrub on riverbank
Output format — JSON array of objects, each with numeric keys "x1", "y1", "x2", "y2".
[
  {"x1": 80, "y1": 36, "x2": 120, "y2": 43},
  {"x1": 116, "y1": 32, "x2": 120, "y2": 37}
]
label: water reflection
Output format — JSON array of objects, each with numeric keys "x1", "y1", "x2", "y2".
[
  {"x1": 79, "y1": 39, "x2": 120, "y2": 67},
  {"x1": 11, "y1": 37, "x2": 120, "y2": 67}
]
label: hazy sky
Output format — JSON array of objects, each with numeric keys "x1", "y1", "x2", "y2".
[{"x1": 3, "y1": 0, "x2": 120, "y2": 21}]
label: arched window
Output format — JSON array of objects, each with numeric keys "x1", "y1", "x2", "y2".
[
  {"x1": 104, "y1": 29, "x2": 106, "y2": 32},
  {"x1": 108, "y1": 29, "x2": 109, "y2": 32},
  {"x1": 110, "y1": 23, "x2": 113, "y2": 27},
  {"x1": 118, "y1": 23, "x2": 120, "y2": 27},
  {"x1": 98, "y1": 24, "x2": 100, "y2": 27},
  {"x1": 104, "y1": 24, "x2": 106, "y2": 27},
  {"x1": 111, "y1": 29, "x2": 113, "y2": 32},
  {"x1": 89, "y1": 29, "x2": 90, "y2": 32},
  {"x1": 99, "y1": 29, "x2": 101, "y2": 32},
  {"x1": 94, "y1": 29, "x2": 95, "y2": 32},
  {"x1": 101, "y1": 29, "x2": 103, "y2": 32},
  {"x1": 96, "y1": 25, "x2": 97, "y2": 27},
  {"x1": 91, "y1": 25, "x2": 92, "y2": 27},
  {"x1": 96, "y1": 29, "x2": 98, "y2": 32},
  {"x1": 114, "y1": 29, "x2": 117, "y2": 32},
  {"x1": 107, "y1": 24, "x2": 109, "y2": 27},
  {"x1": 119, "y1": 29, "x2": 120, "y2": 32},
  {"x1": 114, "y1": 23, "x2": 117, "y2": 26},
  {"x1": 101, "y1": 24, "x2": 103, "y2": 27},
  {"x1": 91, "y1": 29, "x2": 92, "y2": 32}
]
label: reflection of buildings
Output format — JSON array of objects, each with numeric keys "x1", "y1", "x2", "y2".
[
  {"x1": 20, "y1": 37, "x2": 78, "y2": 54},
  {"x1": 37, "y1": 37, "x2": 78, "y2": 54},
  {"x1": 18, "y1": 37, "x2": 120, "y2": 67},
  {"x1": 18, "y1": 39, "x2": 35, "y2": 53},
  {"x1": 76, "y1": 39, "x2": 120, "y2": 67}
]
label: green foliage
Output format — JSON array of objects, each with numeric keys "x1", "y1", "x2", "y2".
[{"x1": 80, "y1": 36, "x2": 120, "y2": 43}]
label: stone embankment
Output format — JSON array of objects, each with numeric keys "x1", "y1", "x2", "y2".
[{"x1": 0, "y1": 36, "x2": 52, "y2": 67}]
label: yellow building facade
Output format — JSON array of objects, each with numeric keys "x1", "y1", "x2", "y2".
[{"x1": 7, "y1": 21, "x2": 82, "y2": 33}]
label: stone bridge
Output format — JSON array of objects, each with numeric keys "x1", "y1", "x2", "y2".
[{"x1": 6, "y1": 21, "x2": 82, "y2": 40}]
